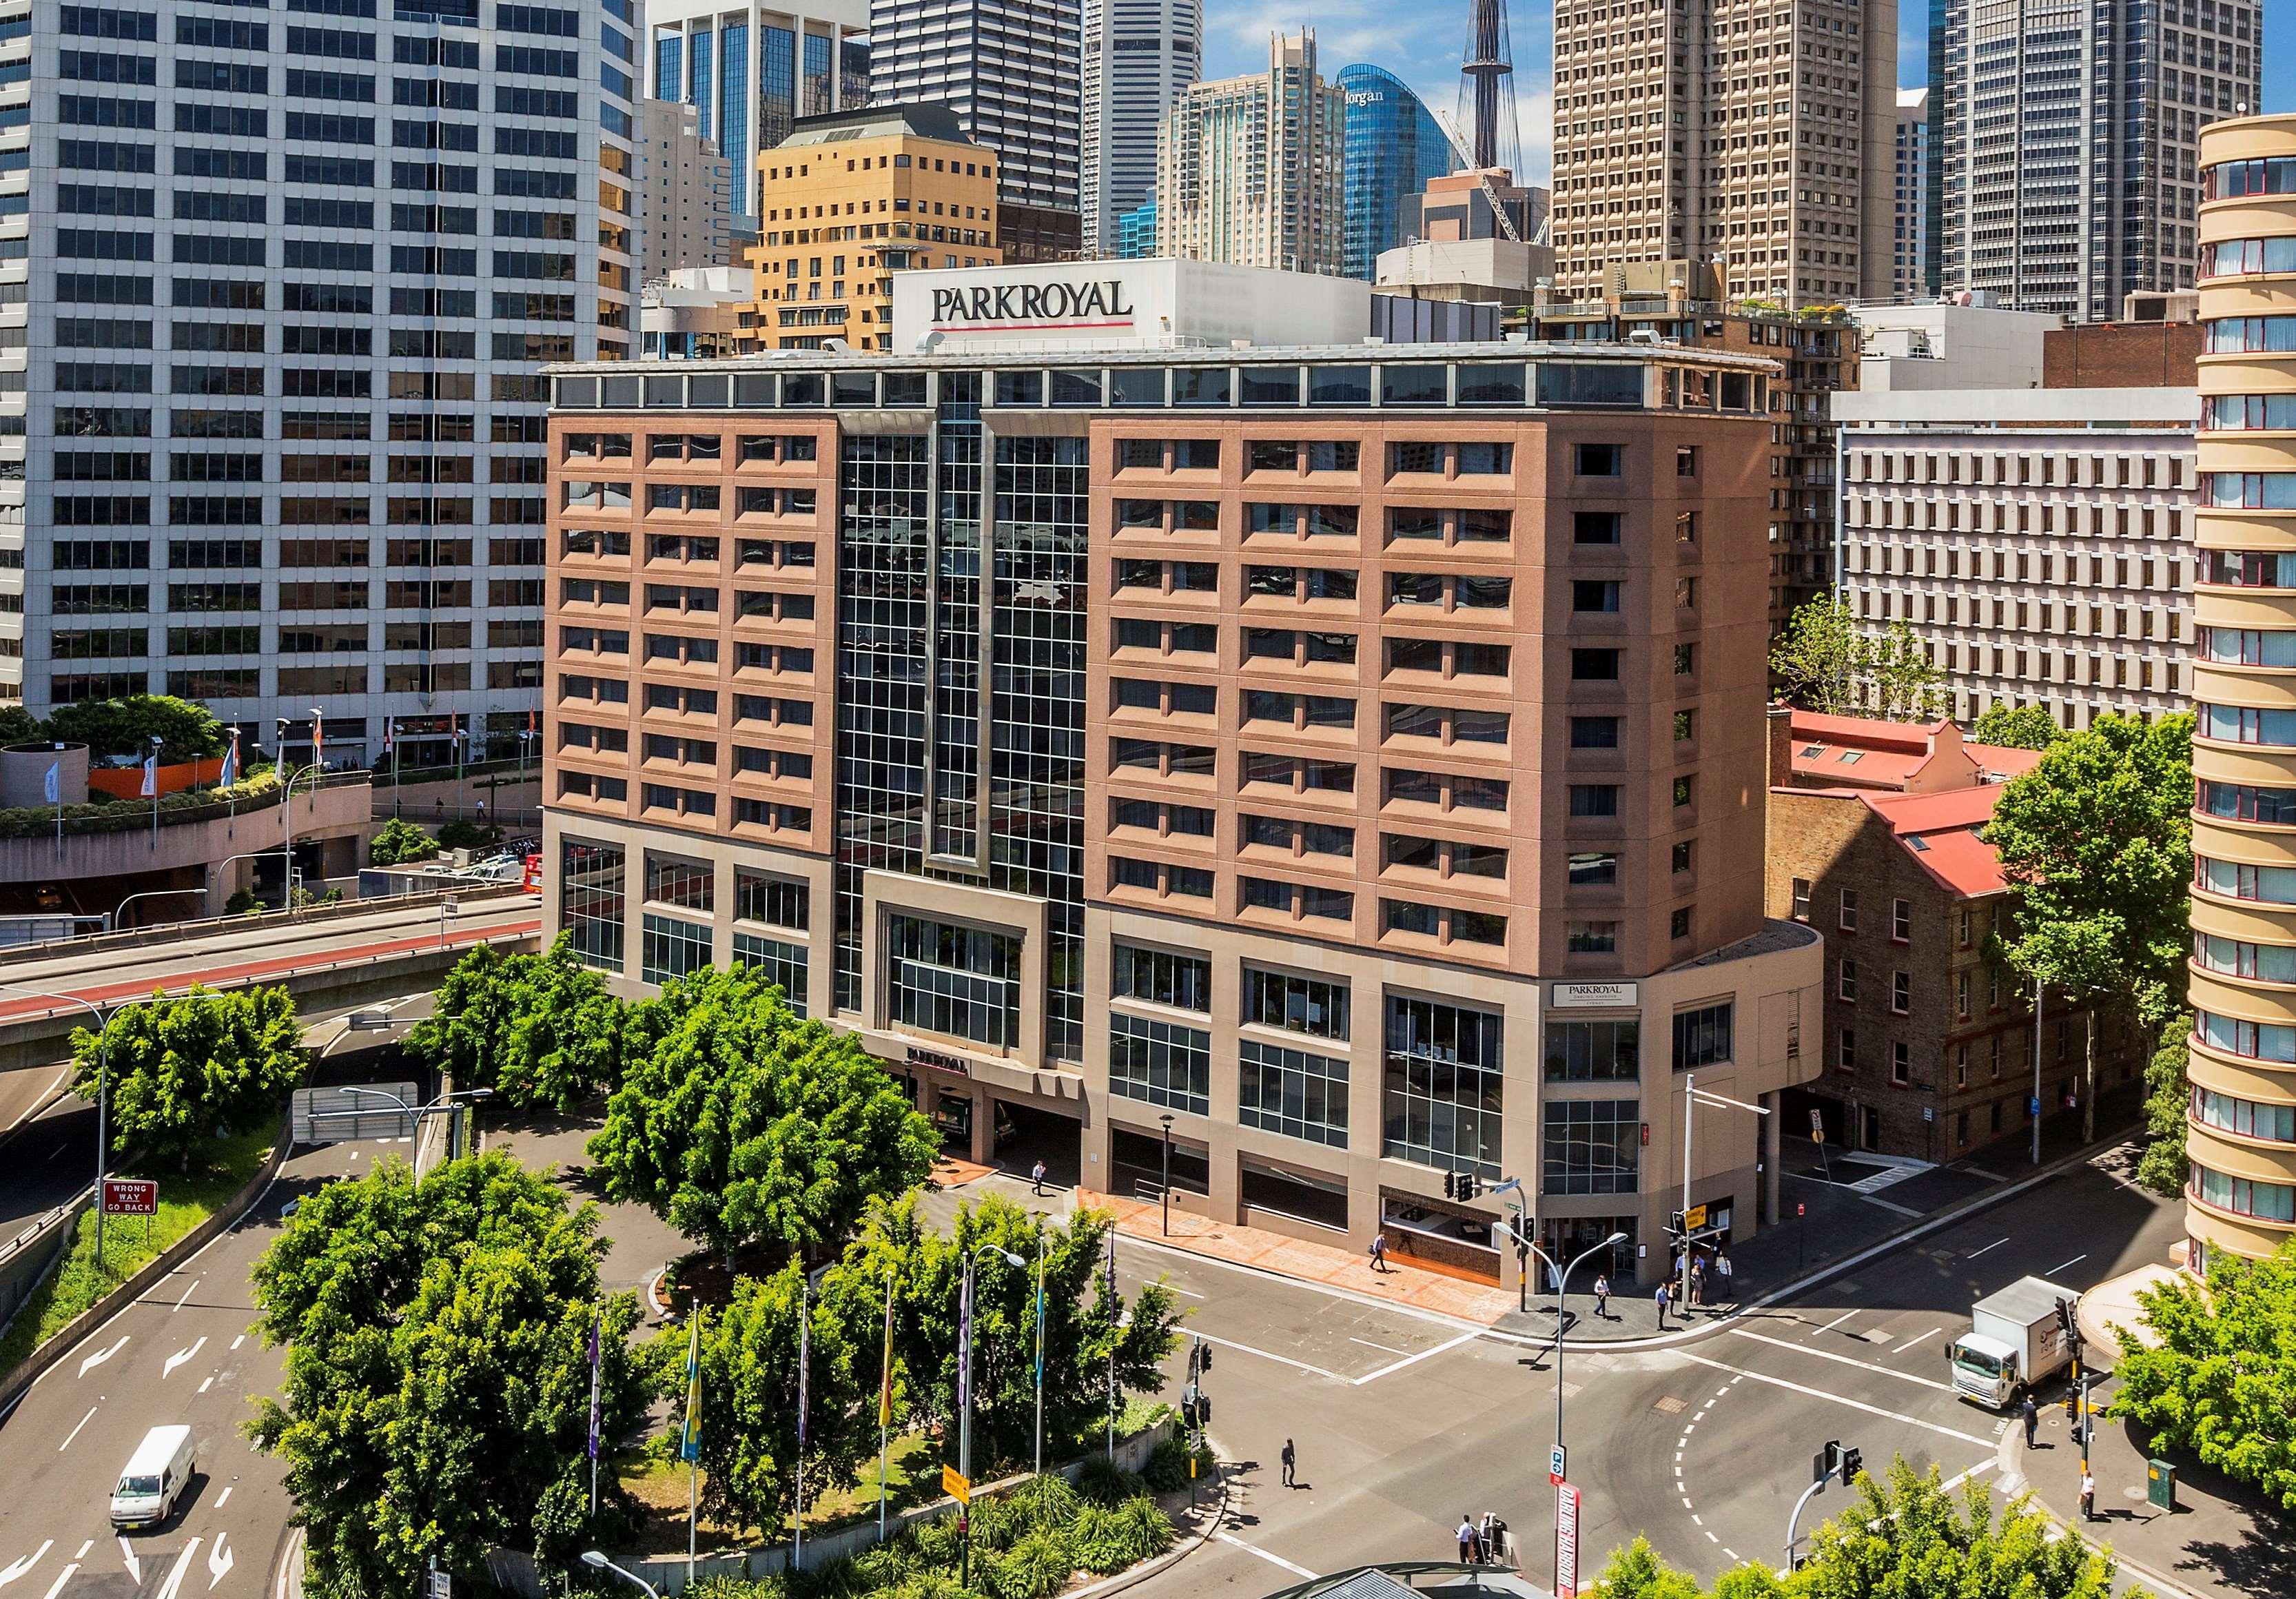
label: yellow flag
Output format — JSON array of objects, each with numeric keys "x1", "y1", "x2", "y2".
[{"x1": 877, "y1": 1281, "x2": 895, "y2": 1427}]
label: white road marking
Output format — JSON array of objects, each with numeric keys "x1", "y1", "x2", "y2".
[
  {"x1": 2044, "y1": 1254, "x2": 2088, "y2": 1278},
  {"x1": 1705, "y1": 1531, "x2": 1718, "y2": 1543},
  {"x1": 1164, "y1": 1285, "x2": 1206, "y2": 1299},
  {"x1": 0, "y1": 1541, "x2": 53, "y2": 1589},
  {"x1": 274, "y1": 1529, "x2": 304, "y2": 1599},
  {"x1": 59, "y1": 1405, "x2": 98, "y2": 1452},
  {"x1": 165, "y1": 1336, "x2": 208, "y2": 1378},
  {"x1": 119, "y1": 1542, "x2": 140, "y2": 1585},
  {"x1": 1893, "y1": 1325, "x2": 1944, "y2": 1356},
  {"x1": 1669, "y1": 1350, "x2": 1998, "y2": 1447},
  {"x1": 45, "y1": 1145, "x2": 65, "y2": 1163},
  {"x1": 1353, "y1": 1330, "x2": 1481, "y2": 1385},
  {"x1": 1939, "y1": 1459, "x2": 1997, "y2": 1494},
  {"x1": 229, "y1": 1336, "x2": 245, "y2": 1352},
  {"x1": 79, "y1": 1336, "x2": 127, "y2": 1377},
  {"x1": 215, "y1": 1487, "x2": 233, "y2": 1509},
  {"x1": 1691, "y1": 1516, "x2": 1702, "y2": 1527},
  {"x1": 207, "y1": 1534, "x2": 234, "y2": 1590},
  {"x1": 38, "y1": 1565, "x2": 76, "y2": 1599},
  {"x1": 1723, "y1": 1549, "x2": 1740, "y2": 1562},
  {"x1": 1187, "y1": 1332, "x2": 1348, "y2": 1382},
  {"x1": 198, "y1": 1376, "x2": 214, "y2": 1394},
  {"x1": 1810, "y1": 1309, "x2": 1860, "y2": 1336},
  {"x1": 155, "y1": 1538, "x2": 201, "y2": 1599},
  {"x1": 1727, "y1": 1330, "x2": 1955, "y2": 1392},
  {"x1": 72, "y1": 1547, "x2": 90, "y2": 1563},
  {"x1": 1965, "y1": 1238, "x2": 2011, "y2": 1260},
  {"x1": 170, "y1": 1277, "x2": 202, "y2": 1313},
  {"x1": 1213, "y1": 1532, "x2": 1315, "y2": 1579}
]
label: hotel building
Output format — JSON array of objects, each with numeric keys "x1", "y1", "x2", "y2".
[
  {"x1": 1155, "y1": 32, "x2": 1344, "y2": 277},
  {"x1": 2187, "y1": 114, "x2": 2296, "y2": 1268},
  {"x1": 542, "y1": 258, "x2": 1823, "y2": 1287}
]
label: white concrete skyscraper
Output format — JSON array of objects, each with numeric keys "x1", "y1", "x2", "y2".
[
  {"x1": 0, "y1": 0, "x2": 639, "y2": 764},
  {"x1": 1080, "y1": 0, "x2": 1199, "y2": 255}
]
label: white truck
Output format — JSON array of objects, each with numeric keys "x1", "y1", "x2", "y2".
[{"x1": 1947, "y1": 1276, "x2": 2078, "y2": 1408}]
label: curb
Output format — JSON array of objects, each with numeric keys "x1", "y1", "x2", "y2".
[
  {"x1": 1114, "y1": 1121, "x2": 2146, "y2": 1357},
  {"x1": 0, "y1": 1119, "x2": 290, "y2": 1426}
]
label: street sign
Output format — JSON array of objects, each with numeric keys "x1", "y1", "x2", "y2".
[
  {"x1": 1923, "y1": 1106, "x2": 1934, "y2": 1124},
  {"x1": 2029, "y1": 1095, "x2": 2041, "y2": 1118},
  {"x1": 1808, "y1": 1108, "x2": 1825, "y2": 1143},
  {"x1": 428, "y1": 1571, "x2": 451, "y2": 1599},
  {"x1": 291, "y1": 1081, "x2": 420, "y2": 1146},
  {"x1": 1554, "y1": 1482, "x2": 1580, "y2": 1599},
  {"x1": 1549, "y1": 1445, "x2": 1567, "y2": 1485},
  {"x1": 943, "y1": 1465, "x2": 971, "y2": 1505},
  {"x1": 101, "y1": 1179, "x2": 157, "y2": 1216}
]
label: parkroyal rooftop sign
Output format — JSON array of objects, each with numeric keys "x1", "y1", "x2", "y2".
[{"x1": 928, "y1": 279, "x2": 1137, "y2": 332}]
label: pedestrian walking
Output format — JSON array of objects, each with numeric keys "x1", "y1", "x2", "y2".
[
  {"x1": 1654, "y1": 1281, "x2": 1672, "y2": 1332},
  {"x1": 1281, "y1": 1438, "x2": 1296, "y2": 1489},
  {"x1": 1690, "y1": 1257, "x2": 1706, "y2": 1307},
  {"x1": 1455, "y1": 1515, "x2": 1479, "y2": 1564},
  {"x1": 1716, "y1": 1250, "x2": 1734, "y2": 1300},
  {"x1": 2079, "y1": 1471, "x2": 2095, "y2": 1522},
  {"x1": 1593, "y1": 1274, "x2": 1611, "y2": 1320},
  {"x1": 1030, "y1": 1157, "x2": 1047, "y2": 1196},
  {"x1": 1479, "y1": 1511, "x2": 1506, "y2": 1565},
  {"x1": 2020, "y1": 1394, "x2": 2039, "y2": 1448},
  {"x1": 1369, "y1": 1234, "x2": 1388, "y2": 1273}
]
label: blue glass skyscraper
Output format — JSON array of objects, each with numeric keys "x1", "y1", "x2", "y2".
[{"x1": 1337, "y1": 64, "x2": 1457, "y2": 282}]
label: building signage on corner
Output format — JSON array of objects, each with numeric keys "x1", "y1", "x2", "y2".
[
  {"x1": 928, "y1": 279, "x2": 1136, "y2": 333},
  {"x1": 1550, "y1": 981, "x2": 1638, "y2": 1010}
]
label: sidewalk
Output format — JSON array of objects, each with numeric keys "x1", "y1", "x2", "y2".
[{"x1": 2002, "y1": 1369, "x2": 2293, "y2": 1599}]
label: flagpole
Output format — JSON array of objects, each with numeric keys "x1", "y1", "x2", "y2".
[
  {"x1": 586, "y1": 1304, "x2": 603, "y2": 1518},
  {"x1": 879, "y1": 1269, "x2": 894, "y2": 1545},
  {"x1": 1105, "y1": 1227, "x2": 1116, "y2": 1462},
  {"x1": 1032, "y1": 1245, "x2": 1045, "y2": 1478},
  {"x1": 795, "y1": 1275, "x2": 811, "y2": 1573},
  {"x1": 682, "y1": 1307, "x2": 703, "y2": 1588}
]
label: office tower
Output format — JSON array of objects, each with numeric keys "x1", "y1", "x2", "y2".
[
  {"x1": 2186, "y1": 114, "x2": 2296, "y2": 1270},
  {"x1": 1892, "y1": 88, "x2": 1928, "y2": 303},
  {"x1": 1114, "y1": 200, "x2": 1157, "y2": 259},
  {"x1": 2, "y1": 0, "x2": 638, "y2": 764},
  {"x1": 542, "y1": 254, "x2": 1825, "y2": 1285},
  {"x1": 646, "y1": 0, "x2": 874, "y2": 223},
  {"x1": 869, "y1": 0, "x2": 1082, "y2": 258},
  {"x1": 1079, "y1": 0, "x2": 1198, "y2": 256},
  {"x1": 1548, "y1": 0, "x2": 1899, "y2": 309},
  {"x1": 1931, "y1": 0, "x2": 2259, "y2": 320},
  {"x1": 641, "y1": 99, "x2": 737, "y2": 282},
  {"x1": 1156, "y1": 32, "x2": 1344, "y2": 276},
  {"x1": 1336, "y1": 65, "x2": 1457, "y2": 283},
  {"x1": 743, "y1": 105, "x2": 1002, "y2": 351}
]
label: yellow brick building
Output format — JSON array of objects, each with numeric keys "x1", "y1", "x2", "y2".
[{"x1": 744, "y1": 104, "x2": 1003, "y2": 352}]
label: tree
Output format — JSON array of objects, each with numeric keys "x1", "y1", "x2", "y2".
[
  {"x1": 0, "y1": 705, "x2": 36, "y2": 746},
  {"x1": 368, "y1": 817, "x2": 440, "y2": 866},
  {"x1": 44, "y1": 694, "x2": 225, "y2": 761},
  {"x1": 404, "y1": 937, "x2": 626, "y2": 1112},
  {"x1": 246, "y1": 1151, "x2": 650, "y2": 1599},
  {"x1": 1591, "y1": 1459, "x2": 2122, "y2": 1598},
  {"x1": 71, "y1": 984, "x2": 305, "y2": 1166},
  {"x1": 587, "y1": 965, "x2": 939, "y2": 1265},
  {"x1": 1988, "y1": 712, "x2": 2193, "y2": 1141},
  {"x1": 1970, "y1": 702, "x2": 2067, "y2": 751},
  {"x1": 1770, "y1": 596, "x2": 1947, "y2": 720},
  {"x1": 2135, "y1": 1021, "x2": 2191, "y2": 1198},
  {"x1": 2111, "y1": 1239, "x2": 2296, "y2": 1509}
]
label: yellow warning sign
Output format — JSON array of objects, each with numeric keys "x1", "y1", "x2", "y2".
[{"x1": 943, "y1": 1465, "x2": 971, "y2": 1504}]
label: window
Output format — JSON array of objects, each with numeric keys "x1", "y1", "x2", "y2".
[
  {"x1": 1108, "y1": 1013, "x2": 1211, "y2": 1115},
  {"x1": 1891, "y1": 1041, "x2": 1911, "y2": 1086},
  {"x1": 1113, "y1": 944, "x2": 1211, "y2": 1012},
  {"x1": 1544, "y1": 1019, "x2": 1639, "y2": 1082},
  {"x1": 2190, "y1": 1163, "x2": 2296, "y2": 1223},
  {"x1": 1242, "y1": 967, "x2": 1350, "y2": 1040},
  {"x1": 562, "y1": 839, "x2": 624, "y2": 972},
  {"x1": 1671, "y1": 1002, "x2": 1733, "y2": 1070},
  {"x1": 1671, "y1": 775, "x2": 1695, "y2": 808},
  {"x1": 641, "y1": 913, "x2": 712, "y2": 986},
  {"x1": 1569, "y1": 852, "x2": 1619, "y2": 888},
  {"x1": 1570, "y1": 715, "x2": 1619, "y2": 749},
  {"x1": 1838, "y1": 957, "x2": 1858, "y2": 1002},
  {"x1": 1573, "y1": 442, "x2": 1623, "y2": 476},
  {"x1": 1543, "y1": 1099, "x2": 1639, "y2": 1195},
  {"x1": 885, "y1": 915, "x2": 1021, "y2": 1049},
  {"x1": 645, "y1": 854, "x2": 713, "y2": 910},
  {"x1": 1892, "y1": 898, "x2": 1911, "y2": 941},
  {"x1": 1837, "y1": 889, "x2": 1858, "y2": 932},
  {"x1": 1570, "y1": 648, "x2": 1620, "y2": 680},
  {"x1": 1566, "y1": 921, "x2": 1617, "y2": 953},
  {"x1": 731, "y1": 933, "x2": 807, "y2": 1017},
  {"x1": 1238, "y1": 1041, "x2": 1349, "y2": 1148},
  {"x1": 1382, "y1": 995, "x2": 1503, "y2": 1176},
  {"x1": 734, "y1": 871, "x2": 808, "y2": 930},
  {"x1": 1568, "y1": 784, "x2": 1619, "y2": 817},
  {"x1": 2192, "y1": 1088, "x2": 2296, "y2": 1143},
  {"x1": 1837, "y1": 1028, "x2": 1857, "y2": 1072},
  {"x1": 1790, "y1": 877, "x2": 1811, "y2": 920},
  {"x1": 1956, "y1": 972, "x2": 1971, "y2": 1019}
]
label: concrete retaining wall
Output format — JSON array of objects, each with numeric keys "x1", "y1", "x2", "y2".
[{"x1": 0, "y1": 1192, "x2": 86, "y2": 1340}]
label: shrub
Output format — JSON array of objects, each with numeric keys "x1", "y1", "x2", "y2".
[
  {"x1": 1071, "y1": 1456, "x2": 1146, "y2": 1507},
  {"x1": 369, "y1": 816, "x2": 440, "y2": 866},
  {"x1": 981, "y1": 1530, "x2": 1071, "y2": 1599},
  {"x1": 438, "y1": 819, "x2": 505, "y2": 851},
  {"x1": 912, "y1": 1512, "x2": 967, "y2": 1571},
  {"x1": 1066, "y1": 1505, "x2": 1131, "y2": 1575},
  {"x1": 1000, "y1": 1474, "x2": 1080, "y2": 1537},
  {"x1": 1141, "y1": 1438, "x2": 1206, "y2": 1493},
  {"x1": 1114, "y1": 1497, "x2": 1175, "y2": 1562}
]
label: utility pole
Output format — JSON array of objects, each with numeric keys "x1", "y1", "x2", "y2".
[{"x1": 2031, "y1": 973, "x2": 2044, "y2": 1165}]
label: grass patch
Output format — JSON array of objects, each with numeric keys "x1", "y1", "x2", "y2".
[
  {"x1": 624, "y1": 1433, "x2": 939, "y2": 1551},
  {"x1": 0, "y1": 1128, "x2": 274, "y2": 1374}
]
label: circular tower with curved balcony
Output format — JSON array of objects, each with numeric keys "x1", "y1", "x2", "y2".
[{"x1": 2189, "y1": 114, "x2": 2296, "y2": 1270}]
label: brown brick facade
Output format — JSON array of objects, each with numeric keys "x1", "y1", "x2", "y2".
[{"x1": 2041, "y1": 322, "x2": 2202, "y2": 389}]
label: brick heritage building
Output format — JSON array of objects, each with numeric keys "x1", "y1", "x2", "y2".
[{"x1": 1765, "y1": 709, "x2": 2137, "y2": 1159}]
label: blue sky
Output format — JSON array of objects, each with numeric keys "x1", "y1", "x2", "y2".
[{"x1": 1203, "y1": 1, "x2": 2296, "y2": 185}]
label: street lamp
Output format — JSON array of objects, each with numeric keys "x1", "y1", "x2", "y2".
[
  {"x1": 580, "y1": 1551, "x2": 660, "y2": 1599},
  {"x1": 0, "y1": 984, "x2": 174, "y2": 1264},
  {"x1": 1548, "y1": 1233, "x2": 1627, "y2": 1456},
  {"x1": 959, "y1": 1241, "x2": 1025, "y2": 1587},
  {"x1": 1677, "y1": 1072, "x2": 1772, "y2": 1313},
  {"x1": 1158, "y1": 1112, "x2": 1174, "y2": 1236},
  {"x1": 108, "y1": 885, "x2": 207, "y2": 933},
  {"x1": 146, "y1": 733, "x2": 163, "y2": 840},
  {"x1": 793, "y1": 1261, "x2": 834, "y2": 1573}
]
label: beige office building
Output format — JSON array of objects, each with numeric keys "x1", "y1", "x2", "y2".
[
  {"x1": 641, "y1": 99, "x2": 738, "y2": 283},
  {"x1": 1547, "y1": 0, "x2": 1898, "y2": 308},
  {"x1": 1155, "y1": 32, "x2": 1345, "y2": 276},
  {"x1": 2187, "y1": 114, "x2": 2296, "y2": 1269}
]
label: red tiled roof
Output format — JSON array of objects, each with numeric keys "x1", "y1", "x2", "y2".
[
  {"x1": 1863, "y1": 786, "x2": 2009, "y2": 898},
  {"x1": 1965, "y1": 742, "x2": 2047, "y2": 781}
]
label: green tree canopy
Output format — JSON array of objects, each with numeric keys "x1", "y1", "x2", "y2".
[
  {"x1": 2111, "y1": 1239, "x2": 2296, "y2": 1509},
  {"x1": 45, "y1": 695, "x2": 226, "y2": 760},
  {"x1": 1969, "y1": 702, "x2": 2067, "y2": 751},
  {"x1": 404, "y1": 936, "x2": 626, "y2": 1112},
  {"x1": 72, "y1": 984, "x2": 305, "y2": 1165},
  {"x1": 1769, "y1": 595, "x2": 1946, "y2": 720},
  {"x1": 368, "y1": 817, "x2": 440, "y2": 867},
  {"x1": 1593, "y1": 1460, "x2": 2124, "y2": 1598},
  {"x1": 2135, "y1": 1021, "x2": 2191, "y2": 1198},
  {"x1": 247, "y1": 1150, "x2": 649, "y2": 1599},
  {"x1": 587, "y1": 965, "x2": 938, "y2": 1265}
]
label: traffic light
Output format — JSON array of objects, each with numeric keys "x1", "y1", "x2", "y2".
[
  {"x1": 1444, "y1": 1172, "x2": 1458, "y2": 1200},
  {"x1": 1838, "y1": 1447, "x2": 1862, "y2": 1487},
  {"x1": 1462, "y1": 1172, "x2": 1482, "y2": 1201},
  {"x1": 1669, "y1": 1210, "x2": 1687, "y2": 1238},
  {"x1": 1198, "y1": 1341, "x2": 1211, "y2": 1371},
  {"x1": 1814, "y1": 1441, "x2": 1841, "y2": 1485}
]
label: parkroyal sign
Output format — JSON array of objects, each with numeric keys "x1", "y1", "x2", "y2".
[{"x1": 928, "y1": 279, "x2": 1136, "y2": 333}]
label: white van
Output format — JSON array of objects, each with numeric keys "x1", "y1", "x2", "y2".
[{"x1": 110, "y1": 1425, "x2": 195, "y2": 1530}]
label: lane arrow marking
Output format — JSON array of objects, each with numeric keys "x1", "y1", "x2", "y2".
[
  {"x1": 163, "y1": 1337, "x2": 207, "y2": 1378},
  {"x1": 0, "y1": 1541, "x2": 53, "y2": 1589},
  {"x1": 207, "y1": 1535, "x2": 233, "y2": 1591},
  {"x1": 120, "y1": 1539, "x2": 141, "y2": 1585},
  {"x1": 79, "y1": 1336, "x2": 129, "y2": 1378},
  {"x1": 156, "y1": 1539, "x2": 201, "y2": 1599}
]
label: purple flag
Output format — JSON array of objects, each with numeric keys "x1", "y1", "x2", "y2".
[
  {"x1": 956, "y1": 1264, "x2": 974, "y2": 1416},
  {"x1": 797, "y1": 1288, "x2": 812, "y2": 1449},
  {"x1": 585, "y1": 1308, "x2": 603, "y2": 1461}
]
